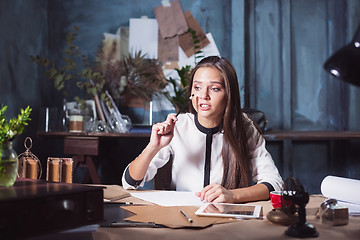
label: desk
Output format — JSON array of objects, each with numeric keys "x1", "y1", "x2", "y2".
[
  {"x1": 26, "y1": 188, "x2": 360, "y2": 240},
  {"x1": 37, "y1": 131, "x2": 150, "y2": 184},
  {"x1": 105, "y1": 194, "x2": 360, "y2": 240},
  {"x1": 0, "y1": 179, "x2": 104, "y2": 239}
]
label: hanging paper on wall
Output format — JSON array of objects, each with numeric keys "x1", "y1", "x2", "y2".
[
  {"x1": 154, "y1": 0, "x2": 188, "y2": 39},
  {"x1": 129, "y1": 18, "x2": 158, "y2": 59},
  {"x1": 158, "y1": 31, "x2": 179, "y2": 68},
  {"x1": 178, "y1": 33, "x2": 220, "y2": 69},
  {"x1": 179, "y1": 11, "x2": 210, "y2": 58}
]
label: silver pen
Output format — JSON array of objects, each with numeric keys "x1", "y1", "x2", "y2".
[
  {"x1": 176, "y1": 94, "x2": 194, "y2": 117},
  {"x1": 180, "y1": 210, "x2": 193, "y2": 223}
]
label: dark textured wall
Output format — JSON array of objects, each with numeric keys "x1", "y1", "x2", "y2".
[
  {"x1": 0, "y1": 0, "x2": 359, "y2": 193},
  {"x1": 244, "y1": 0, "x2": 360, "y2": 193},
  {"x1": 0, "y1": 0, "x2": 61, "y2": 165}
]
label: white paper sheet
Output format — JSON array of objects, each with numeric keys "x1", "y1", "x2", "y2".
[
  {"x1": 131, "y1": 191, "x2": 205, "y2": 206},
  {"x1": 321, "y1": 175, "x2": 360, "y2": 214},
  {"x1": 129, "y1": 18, "x2": 158, "y2": 59}
]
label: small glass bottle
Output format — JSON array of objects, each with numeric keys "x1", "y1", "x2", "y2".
[{"x1": 60, "y1": 98, "x2": 69, "y2": 132}]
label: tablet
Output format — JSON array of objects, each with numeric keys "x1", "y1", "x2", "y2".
[{"x1": 195, "y1": 203, "x2": 262, "y2": 219}]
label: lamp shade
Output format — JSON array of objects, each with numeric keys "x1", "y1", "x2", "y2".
[{"x1": 324, "y1": 26, "x2": 360, "y2": 87}]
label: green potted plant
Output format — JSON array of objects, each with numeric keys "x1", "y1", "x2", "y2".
[
  {"x1": 0, "y1": 105, "x2": 32, "y2": 187},
  {"x1": 163, "y1": 65, "x2": 192, "y2": 112}
]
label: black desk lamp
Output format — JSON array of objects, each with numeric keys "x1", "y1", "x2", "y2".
[
  {"x1": 323, "y1": 25, "x2": 360, "y2": 86},
  {"x1": 283, "y1": 177, "x2": 319, "y2": 238}
]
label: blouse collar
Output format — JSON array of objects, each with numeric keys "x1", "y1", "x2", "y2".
[{"x1": 194, "y1": 114, "x2": 221, "y2": 135}]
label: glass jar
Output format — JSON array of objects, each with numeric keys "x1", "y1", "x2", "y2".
[
  {"x1": 69, "y1": 115, "x2": 83, "y2": 132},
  {"x1": 0, "y1": 141, "x2": 18, "y2": 187}
]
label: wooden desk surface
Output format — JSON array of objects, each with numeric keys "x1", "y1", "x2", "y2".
[
  {"x1": 100, "y1": 193, "x2": 360, "y2": 240},
  {"x1": 10, "y1": 181, "x2": 357, "y2": 240},
  {"x1": 22, "y1": 187, "x2": 360, "y2": 240},
  {"x1": 95, "y1": 186, "x2": 359, "y2": 239}
]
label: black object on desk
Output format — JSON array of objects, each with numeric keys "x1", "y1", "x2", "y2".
[
  {"x1": 0, "y1": 179, "x2": 104, "y2": 239},
  {"x1": 283, "y1": 177, "x2": 319, "y2": 238}
]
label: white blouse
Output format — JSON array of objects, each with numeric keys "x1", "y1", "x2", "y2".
[{"x1": 122, "y1": 113, "x2": 283, "y2": 192}]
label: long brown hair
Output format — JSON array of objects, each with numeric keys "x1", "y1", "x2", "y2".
[{"x1": 188, "y1": 56, "x2": 251, "y2": 189}]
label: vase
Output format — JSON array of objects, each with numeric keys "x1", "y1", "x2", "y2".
[
  {"x1": 0, "y1": 141, "x2": 19, "y2": 187},
  {"x1": 121, "y1": 93, "x2": 153, "y2": 126}
]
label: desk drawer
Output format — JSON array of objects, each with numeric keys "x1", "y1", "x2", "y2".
[
  {"x1": 0, "y1": 181, "x2": 104, "y2": 239},
  {"x1": 64, "y1": 138, "x2": 99, "y2": 156}
]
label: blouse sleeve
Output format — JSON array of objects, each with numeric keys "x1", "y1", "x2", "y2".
[
  {"x1": 121, "y1": 145, "x2": 173, "y2": 189},
  {"x1": 244, "y1": 114, "x2": 284, "y2": 191}
]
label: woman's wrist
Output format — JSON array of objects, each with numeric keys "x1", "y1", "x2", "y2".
[
  {"x1": 230, "y1": 189, "x2": 245, "y2": 203},
  {"x1": 230, "y1": 184, "x2": 270, "y2": 203},
  {"x1": 146, "y1": 142, "x2": 162, "y2": 154}
]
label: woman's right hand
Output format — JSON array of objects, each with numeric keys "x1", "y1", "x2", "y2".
[{"x1": 149, "y1": 114, "x2": 177, "y2": 150}]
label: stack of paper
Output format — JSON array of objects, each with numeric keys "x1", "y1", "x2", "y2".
[{"x1": 131, "y1": 191, "x2": 204, "y2": 206}]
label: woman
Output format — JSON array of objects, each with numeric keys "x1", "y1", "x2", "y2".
[{"x1": 122, "y1": 56, "x2": 283, "y2": 203}]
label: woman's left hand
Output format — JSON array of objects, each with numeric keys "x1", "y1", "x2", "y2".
[{"x1": 196, "y1": 183, "x2": 235, "y2": 203}]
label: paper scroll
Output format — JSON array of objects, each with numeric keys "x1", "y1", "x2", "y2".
[{"x1": 321, "y1": 175, "x2": 360, "y2": 205}]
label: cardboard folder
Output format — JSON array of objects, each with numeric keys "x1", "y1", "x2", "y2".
[
  {"x1": 154, "y1": 0, "x2": 188, "y2": 39},
  {"x1": 121, "y1": 205, "x2": 237, "y2": 228}
]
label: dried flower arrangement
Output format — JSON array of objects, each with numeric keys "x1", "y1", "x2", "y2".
[
  {"x1": 96, "y1": 50, "x2": 167, "y2": 106},
  {"x1": 31, "y1": 26, "x2": 168, "y2": 110}
]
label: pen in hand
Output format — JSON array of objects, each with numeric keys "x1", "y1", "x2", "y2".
[
  {"x1": 176, "y1": 94, "x2": 195, "y2": 117},
  {"x1": 180, "y1": 210, "x2": 193, "y2": 223}
]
